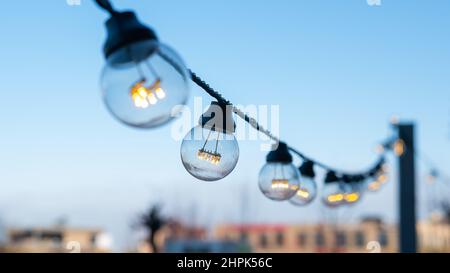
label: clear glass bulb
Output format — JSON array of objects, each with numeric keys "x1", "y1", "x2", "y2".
[
  {"x1": 258, "y1": 163, "x2": 300, "y2": 201},
  {"x1": 101, "y1": 40, "x2": 190, "y2": 128},
  {"x1": 322, "y1": 182, "x2": 346, "y2": 208},
  {"x1": 367, "y1": 168, "x2": 389, "y2": 192},
  {"x1": 289, "y1": 177, "x2": 317, "y2": 206},
  {"x1": 367, "y1": 178, "x2": 382, "y2": 192},
  {"x1": 343, "y1": 183, "x2": 363, "y2": 205},
  {"x1": 393, "y1": 139, "x2": 405, "y2": 156},
  {"x1": 180, "y1": 126, "x2": 239, "y2": 181}
]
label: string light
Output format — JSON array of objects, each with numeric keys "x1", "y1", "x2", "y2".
[
  {"x1": 93, "y1": 0, "x2": 411, "y2": 206},
  {"x1": 367, "y1": 180, "x2": 382, "y2": 192},
  {"x1": 322, "y1": 171, "x2": 346, "y2": 207},
  {"x1": 180, "y1": 101, "x2": 239, "y2": 181},
  {"x1": 342, "y1": 175, "x2": 364, "y2": 205},
  {"x1": 365, "y1": 159, "x2": 388, "y2": 192},
  {"x1": 289, "y1": 161, "x2": 317, "y2": 206},
  {"x1": 258, "y1": 142, "x2": 300, "y2": 201},
  {"x1": 393, "y1": 139, "x2": 406, "y2": 156},
  {"x1": 96, "y1": 0, "x2": 190, "y2": 129}
]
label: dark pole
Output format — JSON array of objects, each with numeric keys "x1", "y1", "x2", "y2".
[{"x1": 398, "y1": 123, "x2": 417, "y2": 253}]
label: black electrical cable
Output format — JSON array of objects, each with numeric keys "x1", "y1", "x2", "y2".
[
  {"x1": 93, "y1": 0, "x2": 391, "y2": 180},
  {"x1": 94, "y1": 0, "x2": 117, "y2": 15},
  {"x1": 190, "y1": 70, "x2": 388, "y2": 178}
]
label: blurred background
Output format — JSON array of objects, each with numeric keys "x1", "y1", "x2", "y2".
[{"x1": 0, "y1": 0, "x2": 449, "y2": 253}]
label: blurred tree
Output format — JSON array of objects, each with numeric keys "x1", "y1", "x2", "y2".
[{"x1": 138, "y1": 205, "x2": 166, "y2": 253}]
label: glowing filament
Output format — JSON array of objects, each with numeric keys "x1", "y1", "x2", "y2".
[
  {"x1": 296, "y1": 189, "x2": 310, "y2": 199},
  {"x1": 271, "y1": 179, "x2": 290, "y2": 190},
  {"x1": 130, "y1": 79, "x2": 165, "y2": 108},
  {"x1": 344, "y1": 192, "x2": 360, "y2": 203},
  {"x1": 377, "y1": 174, "x2": 388, "y2": 184},
  {"x1": 155, "y1": 87, "x2": 166, "y2": 99},
  {"x1": 368, "y1": 181, "x2": 381, "y2": 191},
  {"x1": 327, "y1": 194, "x2": 344, "y2": 203},
  {"x1": 393, "y1": 139, "x2": 405, "y2": 156},
  {"x1": 198, "y1": 130, "x2": 222, "y2": 166},
  {"x1": 197, "y1": 149, "x2": 221, "y2": 165}
]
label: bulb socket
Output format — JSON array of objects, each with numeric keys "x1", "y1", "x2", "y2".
[
  {"x1": 299, "y1": 161, "x2": 315, "y2": 178},
  {"x1": 324, "y1": 171, "x2": 340, "y2": 184},
  {"x1": 342, "y1": 175, "x2": 353, "y2": 184},
  {"x1": 266, "y1": 142, "x2": 293, "y2": 164},
  {"x1": 199, "y1": 101, "x2": 236, "y2": 134},
  {"x1": 103, "y1": 11, "x2": 158, "y2": 59}
]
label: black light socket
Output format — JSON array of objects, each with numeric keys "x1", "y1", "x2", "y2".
[
  {"x1": 324, "y1": 171, "x2": 340, "y2": 184},
  {"x1": 299, "y1": 161, "x2": 315, "y2": 178},
  {"x1": 103, "y1": 11, "x2": 158, "y2": 59},
  {"x1": 199, "y1": 101, "x2": 236, "y2": 134},
  {"x1": 266, "y1": 142, "x2": 293, "y2": 164}
]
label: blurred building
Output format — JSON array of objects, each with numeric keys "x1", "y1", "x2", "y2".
[
  {"x1": 0, "y1": 226, "x2": 112, "y2": 253},
  {"x1": 214, "y1": 217, "x2": 397, "y2": 253},
  {"x1": 418, "y1": 215, "x2": 450, "y2": 252},
  {"x1": 214, "y1": 218, "x2": 450, "y2": 253},
  {"x1": 136, "y1": 220, "x2": 246, "y2": 253}
]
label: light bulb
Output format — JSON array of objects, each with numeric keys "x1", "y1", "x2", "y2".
[
  {"x1": 366, "y1": 163, "x2": 389, "y2": 192},
  {"x1": 322, "y1": 184, "x2": 346, "y2": 207},
  {"x1": 258, "y1": 143, "x2": 300, "y2": 201},
  {"x1": 180, "y1": 102, "x2": 239, "y2": 181},
  {"x1": 367, "y1": 179, "x2": 381, "y2": 192},
  {"x1": 290, "y1": 161, "x2": 317, "y2": 206},
  {"x1": 322, "y1": 171, "x2": 345, "y2": 208},
  {"x1": 343, "y1": 183, "x2": 363, "y2": 205},
  {"x1": 100, "y1": 12, "x2": 189, "y2": 129},
  {"x1": 339, "y1": 175, "x2": 364, "y2": 205},
  {"x1": 289, "y1": 177, "x2": 317, "y2": 206},
  {"x1": 377, "y1": 172, "x2": 389, "y2": 184},
  {"x1": 393, "y1": 139, "x2": 405, "y2": 156},
  {"x1": 259, "y1": 163, "x2": 300, "y2": 201}
]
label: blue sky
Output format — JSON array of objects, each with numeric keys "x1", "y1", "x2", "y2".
[{"x1": 0, "y1": 0, "x2": 449, "y2": 250}]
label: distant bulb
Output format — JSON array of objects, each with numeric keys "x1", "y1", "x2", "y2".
[
  {"x1": 343, "y1": 183, "x2": 363, "y2": 205},
  {"x1": 259, "y1": 163, "x2": 300, "y2": 201},
  {"x1": 344, "y1": 192, "x2": 360, "y2": 203},
  {"x1": 289, "y1": 177, "x2": 317, "y2": 206},
  {"x1": 367, "y1": 180, "x2": 381, "y2": 192},
  {"x1": 322, "y1": 182, "x2": 346, "y2": 208},
  {"x1": 377, "y1": 173, "x2": 388, "y2": 184},
  {"x1": 367, "y1": 165, "x2": 389, "y2": 192},
  {"x1": 393, "y1": 139, "x2": 405, "y2": 156}
]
